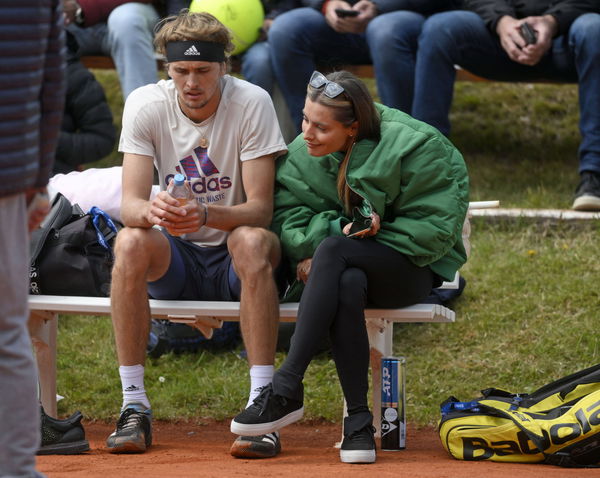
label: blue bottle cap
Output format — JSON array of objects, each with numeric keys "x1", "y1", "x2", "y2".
[{"x1": 173, "y1": 173, "x2": 185, "y2": 186}]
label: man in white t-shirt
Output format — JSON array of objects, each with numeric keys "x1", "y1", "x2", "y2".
[{"x1": 106, "y1": 11, "x2": 288, "y2": 459}]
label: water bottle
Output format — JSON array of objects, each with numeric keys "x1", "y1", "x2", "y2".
[{"x1": 166, "y1": 173, "x2": 193, "y2": 236}]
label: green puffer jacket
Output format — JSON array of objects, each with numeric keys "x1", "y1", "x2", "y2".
[{"x1": 272, "y1": 103, "x2": 469, "y2": 301}]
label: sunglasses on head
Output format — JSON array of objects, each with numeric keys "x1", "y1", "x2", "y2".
[{"x1": 309, "y1": 71, "x2": 345, "y2": 98}]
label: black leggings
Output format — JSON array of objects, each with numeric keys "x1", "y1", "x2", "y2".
[{"x1": 272, "y1": 236, "x2": 436, "y2": 428}]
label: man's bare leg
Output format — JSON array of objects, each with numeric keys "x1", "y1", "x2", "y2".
[
  {"x1": 228, "y1": 226, "x2": 282, "y2": 458},
  {"x1": 107, "y1": 226, "x2": 171, "y2": 453}
]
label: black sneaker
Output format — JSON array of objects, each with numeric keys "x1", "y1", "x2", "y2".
[
  {"x1": 37, "y1": 406, "x2": 90, "y2": 455},
  {"x1": 340, "y1": 425, "x2": 376, "y2": 464},
  {"x1": 573, "y1": 171, "x2": 600, "y2": 211},
  {"x1": 230, "y1": 384, "x2": 304, "y2": 436},
  {"x1": 106, "y1": 403, "x2": 152, "y2": 453},
  {"x1": 230, "y1": 432, "x2": 281, "y2": 458}
]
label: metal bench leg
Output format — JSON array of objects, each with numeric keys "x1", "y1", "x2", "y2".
[{"x1": 28, "y1": 311, "x2": 58, "y2": 417}]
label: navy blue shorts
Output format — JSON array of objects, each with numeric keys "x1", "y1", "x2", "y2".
[{"x1": 147, "y1": 232, "x2": 241, "y2": 301}]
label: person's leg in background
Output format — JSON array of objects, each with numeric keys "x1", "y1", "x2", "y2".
[
  {"x1": 268, "y1": 7, "x2": 371, "y2": 133},
  {"x1": 241, "y1": 41, "x2": 275, "y2": 95},
  {"x1": 366, "y1": 10, "x2": 426, "y2": 113},
  {"x1": 568, "y1": 13, "x2": 600, "y2": 210},
  {"x1": 105, "y1": 2, "x2": 160, "y2": 98},
  {"x1": 0, "y1": 195, "x2": 44, "y2": 477}
]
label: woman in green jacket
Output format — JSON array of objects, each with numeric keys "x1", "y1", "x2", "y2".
[{"x1": 232, "y1": 70, "x2": 469, "y2": 464}]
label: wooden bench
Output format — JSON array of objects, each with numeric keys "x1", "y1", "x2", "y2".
[
  {"x1": 28, "y1": 201, "x2": 498, "y2": 437},
  {"x1": 29, "y1": 295, "x2": 455, "y2": 436},
  {"x1": 81, "y1": 54, "x2": 488, "y2": 82}
]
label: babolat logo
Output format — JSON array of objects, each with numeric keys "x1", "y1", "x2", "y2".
[{"x1": 461, "y1": 400, "x2": 600, "y2": 460}]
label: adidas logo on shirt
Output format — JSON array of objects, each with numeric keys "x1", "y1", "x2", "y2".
[{"x1": 184, "y1": 45, "x2": 200, "y2": 56}]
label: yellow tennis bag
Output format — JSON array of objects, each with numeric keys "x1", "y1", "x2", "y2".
[{"x1": 439, "y1": 363, "x2": 600, "y2": 467}]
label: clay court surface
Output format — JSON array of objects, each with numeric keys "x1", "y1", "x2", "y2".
[{"x1": 37, "y1": 420, "x2": 600, "y2": 477}]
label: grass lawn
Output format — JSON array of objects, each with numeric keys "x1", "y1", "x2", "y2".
[{"x1": 53, "y1": 71, "x2": 597, "y2": 427}]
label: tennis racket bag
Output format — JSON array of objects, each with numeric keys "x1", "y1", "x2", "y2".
[{"x1": 439, "y1": 363, "x2": 600, "y2": 467}]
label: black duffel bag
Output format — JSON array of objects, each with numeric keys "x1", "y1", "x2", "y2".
[{"x1": 29, "y1": 193, "x2": 120, "y2": 297}]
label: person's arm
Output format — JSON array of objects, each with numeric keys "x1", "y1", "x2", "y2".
[
  {"x1": 543, "y1": 0, "x2": 599, "y2": 36},
  {"x1": 120, "y1": 152, "x2": 156, "y2": 228},
  {"x1": 464, "y1": 0, "x2": 515, "y2": 32}
]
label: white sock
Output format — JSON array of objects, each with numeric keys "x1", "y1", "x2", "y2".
[
  {"x1": 119, "y1": 364, "x2": 151, "y2": 410},
  {"x1": 247, "y1": 365, "x2": 274, "y2": 408}
]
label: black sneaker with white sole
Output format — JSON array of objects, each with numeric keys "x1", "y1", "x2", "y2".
[
  {"x1": 230, "y1": 384, "x2": 304, "y2": 436},
  {"x1": 340, "y1": 425, "x2": 376, "y2": 464},
  {"x1": 573, "y1": 171, "x2": 600, "y2": 211},
  {"x1": 106, "y1": 403, "x2": 152, "y2": 453},
  {"x1": 230, "y1": 432, "x2": 281, "y2": 458}
]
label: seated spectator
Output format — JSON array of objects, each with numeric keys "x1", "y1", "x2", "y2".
[
  {"x1": 54, "y1": 31, "x2": 116, "y2": 174},
  {"x1": 411, "y1": 1, "x2": 600, "y2": 211},
  {"x1": 267, "y1": 0, "x2": 461, "y2": 133},
  {"x1": 231, "y1": 70, "x2": 469, "y2": 464},
  {"x1": 63, "y1": 0, "x2": 162, "y2": 98}
]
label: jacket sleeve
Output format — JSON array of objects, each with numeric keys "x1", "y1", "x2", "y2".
[
  {"x1": 464, "y1": 0, "x2": 515, "y2": 32},
  {"x1": 465, "y1": 0, "x2": 598, "y2": 35},
  {"x1": 272, "y1": 150, "x2": 347, "y2": 267},
  {"x1": 55, "y1": 62, "x2": 116, "y2": 169},
  {"x1": 37, "y1": 0, "x2": 67, "y2": 187},
  {"x1": 544, "y1": 0, "x2": 600, "y2": 35}
]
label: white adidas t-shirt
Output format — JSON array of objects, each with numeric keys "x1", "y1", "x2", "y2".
[{"x1": 119, "y1": 75, "x2": 287, "y2": 246}]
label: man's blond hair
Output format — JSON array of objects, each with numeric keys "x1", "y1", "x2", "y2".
[{"x1": 154, "y1": 9, "x2": 235, "y2": 60}]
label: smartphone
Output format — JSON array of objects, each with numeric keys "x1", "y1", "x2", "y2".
[
  {"x1": 519, "y1": 22, "x2": 537, "y2": 45},
  {"x1": 335, "y1": 8, "x2": 359, "y2": 18},
  {"x1": 347, "y1": 206, "x2": 373, "y2": 238}
]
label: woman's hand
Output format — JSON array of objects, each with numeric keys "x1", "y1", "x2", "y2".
[
  {"x1": 343, "y1": 211, "x2": 381, "y2": 237},
  {"x1": 296, "y1": 258, "x2": 312, "y2": 283}
]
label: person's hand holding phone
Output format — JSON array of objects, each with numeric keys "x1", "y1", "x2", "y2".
[
  {"x1": 496, "y1": 15, "x2": 556, "y2": 66},
  {"x1": 343, "y1": 210, "x2": 380, "y2": 238},
  {"x1": 323, "y1": 0, "x2": 377, "y2": 34}
]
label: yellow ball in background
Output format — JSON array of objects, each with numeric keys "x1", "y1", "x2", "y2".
[{"x1": 189, "y1": 0, "x2": 265, "y2": 56}]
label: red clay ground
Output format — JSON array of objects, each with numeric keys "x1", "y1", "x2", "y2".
[{"x1": 37, "y1": 420, "x2": 600, "y2": 478}]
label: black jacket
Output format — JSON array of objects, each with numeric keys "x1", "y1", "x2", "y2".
[
  {"x1": 465, "y1": 0, "x2": 600, "y2": 35},
  {"x1": 54, "y1": 34, "x2": 116, "y2": 174}
]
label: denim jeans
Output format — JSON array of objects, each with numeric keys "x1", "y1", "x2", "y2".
[
  {"x1": 412, "y1": 11, "x2": 600, "y2": 174},
  {"x1": 68, "y1": 2, "x2": 159, "y2": 98},
  {"x1": 240, "y1": 41, "x2": 275, "y2": 95},
  {"x1": 268, "y1": 8, "x2": 425, "y2": 133}
]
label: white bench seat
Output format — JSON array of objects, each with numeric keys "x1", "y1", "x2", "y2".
[{"x1": 28, "y1": 295, "x2": 454, "y2": 436}]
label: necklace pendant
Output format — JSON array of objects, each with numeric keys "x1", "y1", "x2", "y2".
[{"x1": 199, "y1": 137, "x2": 209, "y2": 149}]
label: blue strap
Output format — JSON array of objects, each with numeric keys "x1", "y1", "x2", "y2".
[
  {"x1": 441, "y1": 400, "x2": 481, "y2": 416},
  {"x1": 90, "y1": 206, "x2": 117, "y2": 250}
]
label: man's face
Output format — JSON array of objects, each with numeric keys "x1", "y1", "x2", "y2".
[{"x1": 167, "y1": 60, "x2": 225, "y2": 122}]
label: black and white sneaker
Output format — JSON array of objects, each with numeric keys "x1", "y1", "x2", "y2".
[
  {"x1": 230, "y1": 384, "x2": 304, "y2": 436},
  {"x1": 106, "y1": 403, "x2": 152, "y2": 453},
  {"x1": 573, "y1": 171, "x2": 600, "y2": 211},
  {"x1": 230, "y1": 432, "x2": 281, "y2": 458},
  {"x1": 340, "y1": 425, "x2": 376, "y2": 464}
]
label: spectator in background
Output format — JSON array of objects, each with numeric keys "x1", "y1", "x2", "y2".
[
  {"x1": 63, "y1": 0, "x2": 161, "y2": 98},
  {"x1": 267, "y1": 0, "x2": 461, "y2": 133},
  {"x1": 0, "y1": 0, "x2": 65, "y2": 476},
  {"x1": 411, "y1": 1, "x2": 600, "y2": 211},
  {"x1": 54, "y1": 31, "x2": 116, "y2": 174}
]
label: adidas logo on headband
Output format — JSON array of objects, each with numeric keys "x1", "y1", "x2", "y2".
[{"x1": 184, "y1": 45, "x2": 200, "y2": 56}]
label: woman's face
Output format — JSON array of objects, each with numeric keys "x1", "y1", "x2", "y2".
[{"x1": 301, "y1": 98, "x2": 357, "y2": 157}]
